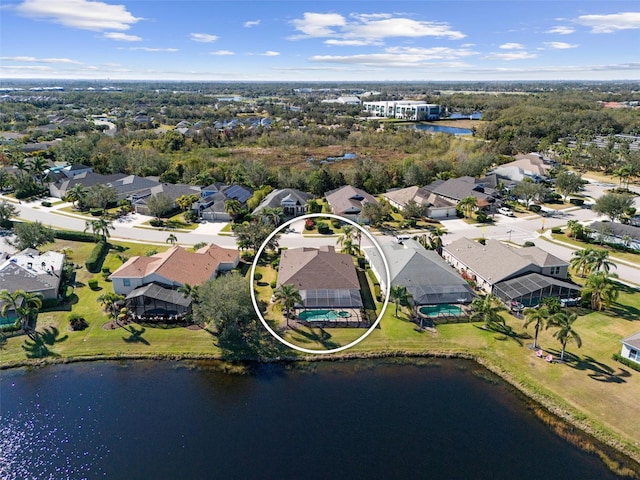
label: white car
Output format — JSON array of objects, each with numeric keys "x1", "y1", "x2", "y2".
[{"x1": 498, "y1": 207, "x2": 515, "y2": 217}]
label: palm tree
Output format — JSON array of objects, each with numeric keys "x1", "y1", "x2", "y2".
[
  {"x1": 523, "y1": 306, "x2": 550, "y2": 349},
  {"x1": 458, "y1": 196, "x2": 478, "y2": 219},
  {"x1": 259, "y1": 207, "x2": 285, "y2": 227},
  {"x1": 428, "y1": 227, "x2": 445, "y2": 254},
  {"x1": 470, "y1": 294, "x2": 506, "y2": 330},
  {"x1": 84, "y1": 217, "x2": 114, "y2": 242},
  {"x1": 65, "y1": 184, "x2": 87, "y2": 209},
  {"x1": 569, "y1": 248, "x2": 592, "y2": 277},
  {"x1": 28, "y1": 156, "x2": 49, "y2": 187},
  {"x1": 273, "y1": 284, "x2": 302, "y2": 327},
  {"x1": 178, "y1": 283, "x2": 199, "y2": 303},
  {"x1": 338, "y1": 226, "x2": 358, "y2": 255},
  {"x1": 613, "y1": 165, "x2": 633, "y2": 190},
  {"x1": 586, "y1": 249, "x2": 616, "y2": 274},
  {"x1": 582, "y1": 272, "x2": 620, "y2": 311},
  {"x1": 225, "y1": 199, "x2": 244, "y2": 222},
  {"x1": 12, "y1": 157, "x2": 29, "y2": 175},
  {"x1": 97, "y1": 292, "x2": 124, "y2": 317},
  {"x1": 0, "y1": 289, "x2": 43, "y2": 335},
  {"x1": 566, "y1": 220, "x2": 584, "y2": 240},
  {"x1": 546, "y1": 312, "x2": 582, "y2": 361},
  {"x1": 166, "y1": 233, "x2": 178, "y2": 246},
  {"x1": 389, "y1": 285, "x2": 409, "y2": 317}
]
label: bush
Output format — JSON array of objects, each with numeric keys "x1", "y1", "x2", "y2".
[
  {"x1": 41, "y1": 200, "x2": 52, "y2": 207},
  {"x1": 374, "y1": 284, "x2": 381, "y2": 301},
  {"x1": 317, "y1": 221, "x2": 330, "y2": 234},
  {"x1": 254, "y1": 272, "x2": 263, "y2": 281},
  {"x1": 68, "y1": 313, "x2": 88, "y2": 331},
  {"x1": 270, "y1": 258, "x2": 279, "y2": 269},
  {"x1": 0, "y1": 321, "x2": 20, "y2": 333},
  {"x1": 476, "y1": 211, "x2": 491, "y2": 223},
  {"x1": 304, "y1": 218, "x2": 315, "y2": 230},
  {"x1": 88, "y1": 278, "x2": 99, "y2": 290},
  {"x1": 528, "y1": 204, "x2": 542, "y2": 213},
  {"x1": 551, "y1": 227, "x2": 562, "y2": 234},
  {"x1": 53, "y1": 229, "x2": 97, "y2": 242},
  {"x1": 85, "y1": 241, "x2": 109, "y2": 273},
  {"x1": 569, "y1": 198, "x2": 585, "y2": 206},
  {"x1": 90, "y1": 208, "x2": 103, "y2": 216},
  {"x1": 270, "y1": 281, "x2": 277, "y2": 289},
  {"x1": 150, "y1": 218, "x2": 165, "y2": 227},
  {"x1": 613, "y1": 353, "x2": 640, "y2": 372},
  {"x1": 523, "y1": 241, "x2": 536, "y2": 247},
  {"x1": 331, "y1": 218, "x2": 341, "y2": 228},
  {"x1": 357, "y1": 256, "x2": 365, "y2": 269},
  {"x1": 183, "y1": 210, "x2": 199, "y2": 223}
]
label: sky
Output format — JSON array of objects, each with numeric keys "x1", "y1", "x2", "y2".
[{"x1": 1, "y1": 0, "x2": 639, "y2": 82}]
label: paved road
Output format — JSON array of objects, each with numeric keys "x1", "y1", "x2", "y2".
[{"x1": 7, "y1": 193, "x2": 640, "y2": 285}]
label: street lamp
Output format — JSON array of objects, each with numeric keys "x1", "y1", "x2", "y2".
[{"x1": 507, "y1": 229, "x2": 514, "y2": 243}]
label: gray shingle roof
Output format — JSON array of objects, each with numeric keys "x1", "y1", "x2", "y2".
[
  {"x1": 590, "y1": 221, "x2": 640, "y2": 241},
  {"x1": 622, "y1": 332, "x2": 640, "y2": 349},
  {"x1": 325, "y1": 185, "x2": 378, "y2": 215},
  {"x1": 253, "y1": 188, "x2": 312, "y2": 213},
  {"x1": 126, "y1": 283, "x2": 191, "y2": 307}
]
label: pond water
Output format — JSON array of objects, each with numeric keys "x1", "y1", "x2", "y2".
[
  {"x1": 413, "y1": 124, "x2": 473, "y2": 135},
  {"x1": 0, "y1": 360, "x2": 625, "y2": 479}
]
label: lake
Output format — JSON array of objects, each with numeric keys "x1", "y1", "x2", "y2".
[
  {"x1": 413, "y1": 124, "x2": 473, "y2": 135},
  {"x1": 0, "y1": 359, "x2": 626, "y2": 479}
]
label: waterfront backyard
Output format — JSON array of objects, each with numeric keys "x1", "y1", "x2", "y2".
[{"x1": 1, "y1": 238, "x2": 639, "y2": 468}]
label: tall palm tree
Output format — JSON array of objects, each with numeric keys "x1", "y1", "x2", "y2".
[
  {"x1": 569, "y1": 248, "x2": 592, "y2": 277},
  {"x1": 586, "y1": 249, "x2": 616, "y2": 275},
  {"x1": 389, "y1": 285, "x2": 409, "y2": 317},
  {"x1": 97, "y1": 292, "x2": 124, "y2": 317},
  {"x1": 457, "y1": 196, "x2": 478, "y2": 219},
  {"x1": 84, "y1": 217, "x2": 114, "y2": 242},
  {"x1": 546, "y1": 312, "x2": 582, "y2": 361},
  {"x1": 470, "y1": 294, "x2": 506, "y2": 330},
  {"x1": 428, "y1": 227, "x2": 445, "y2": 254},
  {"x1": 259, "y1": 207, "x2": 285, "y2": 227},
  {"x1": 582, "y1": 272, "x2": 620, "y2": 311},
  {"x1": 178, "y1": 283, "x2": 199, "y2": 303},
  {"x1": 28, "y1": 156, "x2": 49, "y2": 187},
  {"x1": 65, "y1": 184, "x2": 87, "y2": 209},
  {"x1": 166, "y1": 233, "x2": 178, "y2": 246},
  {"x1": 523, "y1": 306, "x2": 550, "y2": 349},
  {"x1": 0, "y1": 289, "x2": 43, "y2": 335},
  {"x1": 12, "y1": 158, "x2": 29, "y2": 175},
  {"x1": 273, "y1": 284, "x2": 302, "y2": 327},
  {"x1": 338, "y1": 226, "x2": 358, "y2": 255}
]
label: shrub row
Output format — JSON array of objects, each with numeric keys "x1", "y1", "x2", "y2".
[
  {"x1": 612, "y1": 353, "x2": 640, "y2": 373},
  {"x1": 85, "y1": 241, "x2": 109, "y2": 273},
  {"x1": 53, "y1": 229, "x2": 96, "y2": 242}
]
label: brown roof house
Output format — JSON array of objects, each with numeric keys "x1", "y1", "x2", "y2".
[
  {"x1": 383, "y1": 186, "x2": 458, "y2": 219},
  {"x1": 325, "y1": 185, "x2": 378, "y2": 223},
  {"x1": 110, "y1": 243, "x2": 239, "y2": 318},
  {"x1": 277, "y1": 246, "x2": 363, "y2": 309}
]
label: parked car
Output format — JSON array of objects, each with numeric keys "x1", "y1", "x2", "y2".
[{"x1": 498, "y1": 207, "x2": 515, "y2": 217}]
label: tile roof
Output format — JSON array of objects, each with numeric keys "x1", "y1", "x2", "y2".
[
  {"x1": 325, "y1": 185, "x2": 378, "y2": 215},
  {"x1": 277, "y1": 246, "x2": 360, "y2": 290},
  {"x1": 111, "y1": 244, "x2": 238, "y2": 286}
]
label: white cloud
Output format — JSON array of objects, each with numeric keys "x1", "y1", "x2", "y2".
[
  {"x1": 325, "y1": 39, "x2": 382, "y2": 46},
  {"x1": 577, "y1": 12, "x2": 640, "y2": 33},
  {"x1": 104, "y1": 32, "x2": 141, "y2": 42},
  {"x1": 0, "y1": 55, "x2": 82, "y2": 64},
  {"x1": 543, "y1": 41, "x2": 578, "y2": 49},
  {"x1": 260, "y1": 51, "x2": 280, "y2": 56},
  {"x1": 190, "y1": 33, "x2": 218, "y2": 43},
  {"x1": 484, "y1": 51, "x2": 538, "y2": 61},
  {"x1": 291, "y1": 11, "x2": 466, "y2": 41},
  {"x1": 209, "y1": 50, "x2": 235, "y2": 56},
  {"x1": 499, "y1": 42, "x2": 525, "y2": 50},
  {"x1": 244, "y1": 20, "x2": 260, "y2": 28},
  {"x1": 16, "y1": 0, "x2": 141, "y2": 31},
  {"x1": 309, "y1": 46, "x2": 477, "y2": 67},
  {"x1": 546, "y1": 25, "x2": 575, "y2": 35},
  {"x1": 123, "y1": 47, "x2": 179, "y2": 52}
]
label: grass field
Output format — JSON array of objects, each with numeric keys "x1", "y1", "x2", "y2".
[{"x1": 1, "y1": 238, "x2": 639, "y2": 466}]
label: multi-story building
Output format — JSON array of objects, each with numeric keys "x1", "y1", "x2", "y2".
[{"x1": 362, "y1": 101, "x2": 441, "y2": 121}]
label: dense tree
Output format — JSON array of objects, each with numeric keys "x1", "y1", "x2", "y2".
[
  {"x1": 81, "y1": 184, "x2": 117, "y2": 211},
  {"x1": 554, "y1": 171, "x2": 583, "y2": 201},
  {"x1": 0, "y1": 199, "x2": 18, "y2": 228},
  {"x1": 9, "y1": 221, "x2": 54, "y2": 250},
  {"x1": 360, "y1": 201, "x2": 390, "y2": 227},
  {"x1": 592, "y1": 193, "x2": 634, "y2": 222},
  {"x1": 512, "y1": 181, "x2": 547, "y2": 207},
  {"x1": 146, "y1": 193, "x2": 174, "y2": 219},
  {"x1": 193, "y1": 272, "x2": 261, "y2": 346},
  {"x1": 232, "y1": 221, "x2": 280, "y2": 253},
  {"x1": 402, "y1": 200, "x2": 427, "y2": 219}
]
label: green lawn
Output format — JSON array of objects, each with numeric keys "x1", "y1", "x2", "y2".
[
  {"x1": 546, "y1": 231, "x2": 640, "y2": 265},
  {"x1": 1, "y1": 238, "x2": 640, "y2": 465}
]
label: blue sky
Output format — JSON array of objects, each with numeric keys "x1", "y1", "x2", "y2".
[{"x1": 1, "y1": 0, "x2": 639, "y2": 81}]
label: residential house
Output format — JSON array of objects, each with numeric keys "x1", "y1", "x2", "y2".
[
  {"x1": 196, "y1": 183, "x2": 253, "y2": 222},
  {"x1": 277, "y1": 246, "x2": 363, "y2": 310},
  {"x1": 324, "y1": 185, "x2": 378, "y2": 223},
  {"x1": 253, "y1": 188, "x2": 313, "y2": 218},
  {"x1": 621, "y1": 332, "x2": 640, "y2": 366},
  {"x1": 110, "y1": 243, "x2": 239, "y2": 296},
  {"x1": 49, "y1": 171, "x2": 126, "y2": 199},
  {"x1": 442, "y1": 238, "x2": 579, "y2": 307},
  {"x1": 588, "y1": 221, "x2": 640, "y2": 251},
  {"x1": 132, "y1": 183, "x2": 202, "y2": 216},
  {"x1": 383, "y1": 186, "x2": 458, "y2": 219},
  {"x1": 364, "y1": 239, "x2": 474, "y2": 306},
  {"x1": 490, "y1": 154, "x2": 551, "y2": 183},
  {"x1": 422, "y1": 176, "x2": 500, "y2": 212},
  {"x1": 0, "y1": 249, "x2": 65, "y2": 324}
]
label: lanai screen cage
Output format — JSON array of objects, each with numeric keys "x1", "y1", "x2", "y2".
[
  {"x1": 493, "y1": 273, "x2": 581, "y2": 308},
  {"x1": 299, "y1": 288, "x2": 363, "y2": 309}
]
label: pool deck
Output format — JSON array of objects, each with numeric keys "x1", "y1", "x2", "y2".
[{"x1": 293, "y1": 308, "x2": 368, "y2": 328}]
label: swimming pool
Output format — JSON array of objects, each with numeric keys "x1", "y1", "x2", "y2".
[
  {"x1": 298, "y1": 310, "x2": 351, "y2": 321},
  {"x1": 418, "y1": 304, "x2": 463, "y2": 317}
]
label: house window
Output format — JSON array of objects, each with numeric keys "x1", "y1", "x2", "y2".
[
  {"x1": 630, "y1": 349, "x2": 639, "y2": 362},
  {"x1": 123, "y1": 279, "x2": 131, "y2": 287},
  {"x1": 550, "y1": 266, "x2": 560, "y2": 275}
]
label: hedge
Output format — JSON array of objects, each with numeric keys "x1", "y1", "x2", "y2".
[
  {"x1": 53, "y1": 229, "x2": 96, "y2": 242},
  {"x1": 85, "y1": 241, "x2": 109, "y2": 273},
  {"x1": 612, "y1": 353, "x2": 640, "y2": 372}
]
